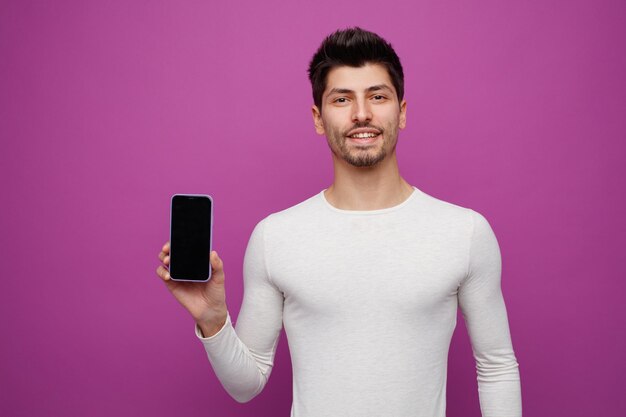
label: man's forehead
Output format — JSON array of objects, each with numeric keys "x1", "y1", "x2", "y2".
[{"x1": 323, "y1": 63, "x2": 394, "y2": 95}]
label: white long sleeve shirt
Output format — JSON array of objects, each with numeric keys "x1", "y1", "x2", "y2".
[{"x1": 195, "y1": 186, "x2": 522, "y2": 416}]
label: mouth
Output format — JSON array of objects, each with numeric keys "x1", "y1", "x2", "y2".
[{"x1": 345, "y1": 128, "x2": 382, "y2": 145}]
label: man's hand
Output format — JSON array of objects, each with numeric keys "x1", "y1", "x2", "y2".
[{"x1": 156, "y1": 241, "x2": 228, "y2": 337}]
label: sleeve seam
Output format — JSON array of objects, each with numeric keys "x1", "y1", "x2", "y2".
[
  {"x1": 463, "y1": 208, "x2": 476, "y2": 286},
  {"x1": 261, "y1": 215, "x2": 276, "y2": 288}
]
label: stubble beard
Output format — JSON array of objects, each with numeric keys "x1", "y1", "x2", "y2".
[{"x1": 326, "y1": 122, "x2": 398, "y2": 168}]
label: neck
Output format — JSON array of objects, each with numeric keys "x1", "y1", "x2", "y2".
[{"x1": 325, "y1": 151, "x2": 414, "y2": 210}]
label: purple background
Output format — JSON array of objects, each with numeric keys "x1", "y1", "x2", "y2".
[{"x1": 1, "y1": 0, "x2": 625, "y2": 416}]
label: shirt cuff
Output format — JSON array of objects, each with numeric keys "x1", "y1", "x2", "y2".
[{"x1": 194, "y1": 313, "x2": 232, "y2": 341}]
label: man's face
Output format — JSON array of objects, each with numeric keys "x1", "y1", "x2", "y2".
[{"x1": 312, "y1": 63, "x2": 407, "y2": 167}]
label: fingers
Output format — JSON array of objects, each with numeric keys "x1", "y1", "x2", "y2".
[
  {"x1": 210, "y1": 251, "x2": 225, "y2": 284},
  {"x1": 156, "y1": 264, "x2": 171, "y2": 281},
  {"x1": 157, "y1": 243, "x2": 220, "y2": 285},
  {"x1": 158, "y1": 252, "x2": 170, "y2": 266},
  {"x1": 156, "y1": 242, "x2": 171, "y2": 281},
  {"x1": 162, "y1": 241, "x2": 170, "y2": 254},
  {"x1": 158, "y1": 241, "x2": 170, "y2": 265}
]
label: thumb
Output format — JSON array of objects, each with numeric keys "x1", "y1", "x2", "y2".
[{"x1": 210, "y1": 250, "x2": 225, "y2": 284}]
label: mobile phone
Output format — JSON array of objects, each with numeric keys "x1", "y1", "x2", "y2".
[{"x1": 169, "y1": 194, "x2": 213, "y2": 282}]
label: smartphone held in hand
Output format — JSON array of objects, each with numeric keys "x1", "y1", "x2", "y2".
[{"x1": 169, "y1": 194, "x2": 213, "y2": 282}]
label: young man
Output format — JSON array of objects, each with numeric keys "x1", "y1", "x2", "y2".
[{"x1": 156, "y1": 27, "x2": 522, "y2": 417}]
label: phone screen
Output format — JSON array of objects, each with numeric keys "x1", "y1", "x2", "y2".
[{"x1": 169, "y1": 194, "x2": 213, "y2": 282}]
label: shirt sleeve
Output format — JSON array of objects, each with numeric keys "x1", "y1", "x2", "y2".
[
  {"x1": 194, "y1": 217, "x2": 284, "y2": 403},
  {"x1": 458, "y1": 210, "x2": 522, "y2": 417}
]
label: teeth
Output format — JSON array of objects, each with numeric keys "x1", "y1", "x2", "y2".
[{"x1": 350, "y1": 133, "x2": 378, "y2": 138}]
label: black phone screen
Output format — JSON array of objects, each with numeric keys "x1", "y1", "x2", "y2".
[{"x1": 169, "y1": 194, "x2": 212, "y2": 281}]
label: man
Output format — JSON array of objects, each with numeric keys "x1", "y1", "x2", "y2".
[{"x1": 156, "y1": 27, "x2": 522, "y2": 417}]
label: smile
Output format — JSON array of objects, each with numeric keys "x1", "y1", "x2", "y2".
[
  {"x1": 347, "y1": 132, "x2": 381, "y2": 144},
  {"x1": 349, "y1": 132, "x2": 378, "y2": 139}
]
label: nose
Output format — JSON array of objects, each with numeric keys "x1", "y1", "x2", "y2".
[{"x1": 352, "y1": 98, "x2": 372, "y2": 123}]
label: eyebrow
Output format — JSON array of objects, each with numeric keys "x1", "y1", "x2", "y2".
[{"x1": 326, "y1": 84, "x2": 394, "y2": 96}]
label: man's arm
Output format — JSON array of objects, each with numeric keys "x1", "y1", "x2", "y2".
[
  {"x1": 195, "y1": 217, "x2": 284, "y2": 403},
  {"x1": 458, "y1": 210, "x2": 522, "y2": 417}
]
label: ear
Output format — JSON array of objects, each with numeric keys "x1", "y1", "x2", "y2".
[
  {"x1": 398, "y1": 99, "x2": 407, "y2": 129},
  {"x1": 312, "y1": 105, "x2": 325, "y2": 135}
]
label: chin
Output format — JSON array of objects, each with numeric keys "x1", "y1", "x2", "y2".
[{"x1": 344, "y1": 152, "x2": 386, "y2": 167}]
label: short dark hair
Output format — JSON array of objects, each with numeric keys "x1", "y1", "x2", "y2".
[{"x1": 307, "y1": 27, "x2": 404, "y2": 110}]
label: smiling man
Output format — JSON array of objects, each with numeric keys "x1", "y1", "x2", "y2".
[
  {"x1": 315, "y1": 64, "x2": 406, "y2": 168},
  {"x1": 157, "y1": 27, "x2": 522, "y2": 417}
]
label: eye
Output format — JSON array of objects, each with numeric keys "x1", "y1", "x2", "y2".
[
  {"x1": 372, "y1": 95, "x2": 386, "y2": 101},
  {"x1": 333, "y1": 97, "x2": 349, "y2": 103}
]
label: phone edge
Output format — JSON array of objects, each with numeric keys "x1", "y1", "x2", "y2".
[{"x1": 169, "y1": 193, "x2": 213, "y2": 283}]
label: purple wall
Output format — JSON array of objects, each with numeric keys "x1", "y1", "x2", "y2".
[{"x1": 1, "y1": 0, "x2": 625, "y2": 416}]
